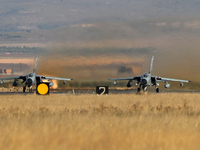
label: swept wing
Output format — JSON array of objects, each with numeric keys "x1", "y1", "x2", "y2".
[
  {"x1": 0, "y1": 75, "x2": 27, "y2": 80},
  {"x1": 108, "y1": 76, "x2": 141, "y2": 81},
  {"x1": 38, "y1": 75, "x2": 73, "y2": 81},
  {"x1": 154, "y1": 76, "x2": 191, "y2": 83}
]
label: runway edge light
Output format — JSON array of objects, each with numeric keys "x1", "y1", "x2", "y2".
[{"x1": 36, "y1": 82, "x2": 50, "y2": 95}]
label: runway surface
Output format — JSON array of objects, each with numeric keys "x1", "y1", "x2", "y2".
[{"x1": 0, "y1": 88, "x2": 198, "y2": 95}]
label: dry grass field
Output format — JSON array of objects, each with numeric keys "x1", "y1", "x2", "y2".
[{"x1": 0, "y1": 93, "x2": 200, "y2": 150}]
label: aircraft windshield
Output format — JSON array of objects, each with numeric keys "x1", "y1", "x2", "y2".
[
  {"x1": 28, "y1": 73, "x2": 33, "y2": 77},
  {"x1": 143, "y1": 73, "x2": 148, "y2": 77}
]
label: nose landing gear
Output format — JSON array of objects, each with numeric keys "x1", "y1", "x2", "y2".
[
  {"x1": 155, "y1": 82, "x2": 159, "y2": 93},
  {"x1": 137, "y1": 88, "x2": 141, "y2": 93},
  {"x1": 23, "y1": 85, "x2": 33, "y2": 93},
  {"x1": 29, "y1": 86, "x2": 32, "y2": 92}
]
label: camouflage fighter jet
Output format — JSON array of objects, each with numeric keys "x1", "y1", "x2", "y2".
[
  {"x1": 0, "y1": 56, "x2": 73, "y2": 92},
  {"x1": 108, "y1": 56, "x2": 191, "y2": 93}
]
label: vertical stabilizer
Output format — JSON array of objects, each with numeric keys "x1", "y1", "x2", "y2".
[
  {"x1": 149, "y1": 56, "x2": 154, "y2": 74},
  {"x1": 33, "y1": 56, "x2": 38, "y2": 73}
]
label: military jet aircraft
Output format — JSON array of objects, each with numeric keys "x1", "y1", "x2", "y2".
[
  {"x1": 0, "y1": 56, "x2": 73, "y2": 92},
  {"x1": 108, "y1": 56, "x2": 191, "y2": 93}
]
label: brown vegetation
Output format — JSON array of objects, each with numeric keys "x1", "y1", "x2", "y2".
[
  {"x1": 0, "y1": 59, "x2": 34, "y2": 64},
  {"x1": 0, "y1": 93, "x2": 200, "y2": 149}
]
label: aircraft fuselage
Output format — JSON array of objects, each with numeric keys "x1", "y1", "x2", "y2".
[
  {"x1": 26, "y1": 72, "x2": 36, "y2": 87},
  {"x1": 140, "y1": 73, "x2": 153, "y2": 88}
]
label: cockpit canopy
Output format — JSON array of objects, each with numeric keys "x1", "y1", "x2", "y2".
[
  {"x1": 143, "y1": 73, "x2": 149, "y2": 78},
  {"x1": 28, "y1": 73, "x2": 33, "y2": 77}
]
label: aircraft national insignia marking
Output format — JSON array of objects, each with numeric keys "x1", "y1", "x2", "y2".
[{"x1": 37, "y1": 83, "x2": 49, "y2": 95}]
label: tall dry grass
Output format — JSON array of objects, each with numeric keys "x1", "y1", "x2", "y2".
[{"x1": 0, "y1": 93, "x2": 200, "y2": 150}]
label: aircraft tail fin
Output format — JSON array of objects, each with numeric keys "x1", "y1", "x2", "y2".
[
  {"x1": 149, "y1": 56, "x2": 154, "y2": 74},
  {"x1": 33, "y1": 56, "x2": 38, "y2": 73}
]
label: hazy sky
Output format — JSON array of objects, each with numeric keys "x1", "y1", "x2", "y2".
[{"x1": 1, "y1": 0, "x2": 200, "y2": 84}]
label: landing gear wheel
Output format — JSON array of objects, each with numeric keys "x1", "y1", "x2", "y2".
[
  {"x1": 156, "y1": 88, "x2": 159, "y2": 93},
  {"x1": 23, "y1": 86, "x2": 26, "y2": 92},
  {"x1": 137, "y1": 88, "x2": 141, "y2": 93}
]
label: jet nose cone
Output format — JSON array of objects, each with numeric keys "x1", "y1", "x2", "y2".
[{"x1": 141, "y1": 79, "x2": 147, "y2": 85}]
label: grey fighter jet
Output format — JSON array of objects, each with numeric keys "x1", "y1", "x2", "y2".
[
  {"x1": 0, "y1": 56, "x2": 73, "y2": 92},
  {"x1": 108, "y1": 56, "x2": 191, "y2": 93}
]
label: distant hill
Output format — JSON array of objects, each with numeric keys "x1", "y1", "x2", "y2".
[{"x1": 0, "y1": 0, "x2": 200, "y2": 32}]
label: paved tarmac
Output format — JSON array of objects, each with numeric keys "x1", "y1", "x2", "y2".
[{"x1": 0, "y1": 88, "x2": 198, "y2": 95}]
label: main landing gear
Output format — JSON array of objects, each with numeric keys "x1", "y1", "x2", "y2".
[
  {"x1": 23, "y1": 86, "x2": 26, "y2": 92},
  {"x1": 137, "y1": 84, "x2": 142, "y2": 93},
  {"x1": 156, "y1": 87, "x2": 159, "y2": 93}
]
